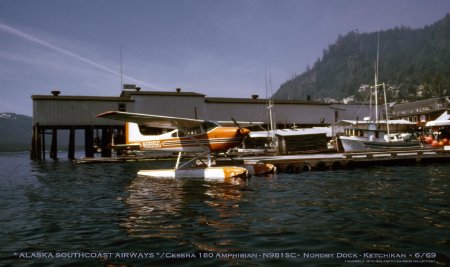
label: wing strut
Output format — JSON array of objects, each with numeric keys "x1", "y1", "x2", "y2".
[
  {"x1": 175, "y1": 152, "x2": 182, "y2": 169},
  {"x1": 175, "y1": 150, "x2": 213, "y2": 169}
]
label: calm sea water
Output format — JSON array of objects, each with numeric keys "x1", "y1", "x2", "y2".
[{"x1": 0, "y1": 151, "x2": 449, "y2": 267}]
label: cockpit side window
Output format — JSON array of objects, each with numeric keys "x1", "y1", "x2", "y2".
[
  {"x1": 138, "y1": 125, "x2": 166, "y2": 135},
  {"x1": 202, "y1": 121, "x2": 219, "y2": 131},
  {"x1": 172, "y1": 129, "x2": 185, "y2": 138},
  {"x1": 178, "y1": 126, "x2": 202, "y2": 136}
]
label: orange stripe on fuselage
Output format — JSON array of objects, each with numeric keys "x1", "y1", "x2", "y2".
[{"x1": 138, "y1": 127, "x2": 247, "y2": 152}]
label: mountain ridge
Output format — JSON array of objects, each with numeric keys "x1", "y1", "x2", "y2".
[
  {"x1": 273, "y1": 14, "x2": 450, "y2": 102},
  {"x1": 0, "y1": 112, "x2": 32, "y2": 151},
  {"x1": 0, "y1": 112, "x2": 85, "y2": 152}
]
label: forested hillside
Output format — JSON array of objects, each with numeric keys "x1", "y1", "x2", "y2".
[
  {"x1": 0, "y1": 113, "x2": 85, "y2": 152},
  {"x1": 273, "y1": 14, "x2": 450, "y2": 102},
  {"x1": 0, "y1": 113, "x2": 32, "y2": 151}
]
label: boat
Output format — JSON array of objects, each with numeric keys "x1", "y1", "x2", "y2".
[
  {"x1": 239, "y1": 127, "x2": 331, "y2": 154},
  {"x1": 137, "y1": 166, "x2": 248, "y2": 181},
  {"x1": 335, "y1": 33, "x2": 420, "y2": 152},
  {"x1": 244, "y1": 163, "x2": 276, "y2": 175},
  {"x1": 335, "y1": 119, "x2": 420, "y2": 151},
  {"x1": 233, "y1": 90, "x2": 332, "y2": 155}
]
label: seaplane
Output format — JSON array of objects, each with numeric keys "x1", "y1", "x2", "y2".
[{"x1": 97, "y1": 111, "x2": 260, "y2": 181}]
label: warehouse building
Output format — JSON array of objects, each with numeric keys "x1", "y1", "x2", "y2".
[{"x1": 31, "y1": 86, "x2": 372, "y2": 159}]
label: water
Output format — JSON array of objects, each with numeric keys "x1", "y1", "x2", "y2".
[{"x1": 1, "y1": 152, "x2": 449, "y2": 266}]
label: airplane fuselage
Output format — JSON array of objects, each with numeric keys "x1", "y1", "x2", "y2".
[{"x1": 126, "y1": 122, "x2": 249, "y2": 153}]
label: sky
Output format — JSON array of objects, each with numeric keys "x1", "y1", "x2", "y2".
[{"x1": 1, "y1": 0, "x2": 449, "y2": 116}]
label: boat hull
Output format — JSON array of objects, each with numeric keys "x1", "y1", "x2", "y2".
[
  {"x1": 363, "y1": 140, "x2": 421, "y2": 149},
  {"x1": 244, "y1": 163, "x2": 276, "y2": 175},
  {"x1": 339, "y1": 136, "x2": 370, "y2": 152},
  {"x1": 339, "y1": 136, "x2": 421, "y2": 152},
  {"x1": 137, "y1": 166, "x2": 248, "y2": 181}
]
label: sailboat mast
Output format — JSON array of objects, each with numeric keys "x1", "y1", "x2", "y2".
[
  {"x1": 375, "y1": 32, "x2": 391, "y2": 139},
  {"x1": 374, "y1": 32, "x2": 380, "y2": 122},
  {"x1": 383, "y1": 83, "x2": 391, "y2": 137},
  {"x1": 265, "y1": 66, "x2": 277, "y2": 148}
]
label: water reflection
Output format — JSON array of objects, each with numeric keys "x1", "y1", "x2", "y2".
[
  {"x1": 3, "y1": 152, "x2": 449, "y2": 266},
  {"x1": 122, "y1": 176, "x2": 247, "y2": 252},
  {"x1": 122, "y1": 177, "x2": 186, "y2": 239}
]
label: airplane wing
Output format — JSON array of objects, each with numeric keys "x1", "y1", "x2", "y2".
[
  {"x1": 97, "y1": 111, "x2": 204, "y2": 129},
  {"x1": 217, "y1": 121, "x2": 264, "y2": 127}
]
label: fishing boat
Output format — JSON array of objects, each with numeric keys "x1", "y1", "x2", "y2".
[
  {"x1": 335, "y1": 33, "x2": 420, "y2": 152},
  {"x1": 336, "y1": 119, "x2": 420, "y2": 151}
]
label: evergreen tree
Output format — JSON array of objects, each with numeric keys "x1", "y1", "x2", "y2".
[{"x1": 273, "y1": 14, "x2": 450, "y2": 102}]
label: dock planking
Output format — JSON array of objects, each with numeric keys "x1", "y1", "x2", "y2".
[
  {"x1": 75, "y1": 148, "x2": 450, "y2": 174},
  {"x1": 235, "y1": 148, "x2": 450, "y2": 173}
]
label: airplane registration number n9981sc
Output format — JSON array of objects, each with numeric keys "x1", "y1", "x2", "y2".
[{"x1": 142, "y1": 140, "x2": 162, "y2": 149}]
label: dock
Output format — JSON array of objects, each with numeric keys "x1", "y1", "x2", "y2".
[
  {"x1": 235, "y1": 148, "x2": 450, "y2": 173},
  {"x1": 75, "y1": 153, "x2": 176, "y2": 164},
  {"x1": 75, "y1": 148, "x2": 450, "y2": 173}
]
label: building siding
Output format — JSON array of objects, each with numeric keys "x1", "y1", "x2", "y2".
[
  {"x1": 132, "y1": 95, "x2": 206, "y2": 119},
  {"x1": 33, "y1": 99, "x2": 128, "y2": 126},
  {"x1": 32, "y1": 91, "x2": 375, "y2": 128}
]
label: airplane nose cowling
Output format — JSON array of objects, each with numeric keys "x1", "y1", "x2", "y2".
[{"x1": 239, "y1": 128, "x2": 250, "y2": 135}]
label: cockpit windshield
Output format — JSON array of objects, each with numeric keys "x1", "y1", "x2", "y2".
[{"x1": 202, "y1": 120, "x2": 220, "y2": 131}]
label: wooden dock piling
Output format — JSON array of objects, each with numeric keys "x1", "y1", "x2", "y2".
[
  {"x1": 30, "y1": 124, "x2": 125, "y2": 160},
  {"x1": 101, "y1": 127, "x2": 112, "y2": 157},
  {"x1": 30, "y1": 124, "x2": 41, "y2": 160},
  {"x1": 68, "y1": 127, "x2": 75, "y2": 160},
  {"x1": 84, "y1": 127, "x2": 94, "y2": 158},
  {"x1": 50, "y1": 127, "x2": 58, "y2": 160}
]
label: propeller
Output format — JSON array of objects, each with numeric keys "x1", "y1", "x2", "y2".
[
  {"x1": 231, "y1": 117, "x2": 242, "y2": 129},
  {"x1": 231, "y1": 117, "x2": 250, "y2": 136},
  {"x1": 226, "y1": 117, "x2": 250, "y2": 159}
]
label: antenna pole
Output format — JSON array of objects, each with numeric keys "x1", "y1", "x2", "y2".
[{"x1": 120, "y1": 46, "x2": 123, "y2": 91}]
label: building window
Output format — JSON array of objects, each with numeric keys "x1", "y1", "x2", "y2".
[
  {"x1": 118, "y1": 103, "x2": 126, "y2": 111},
  {"x1": 420, "y1": 115, "x2": 427, "y2": 122}
]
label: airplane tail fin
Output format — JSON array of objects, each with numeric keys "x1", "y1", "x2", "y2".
[{"x1": 125, "y1": 122, "x2": 145, "y2": 144}]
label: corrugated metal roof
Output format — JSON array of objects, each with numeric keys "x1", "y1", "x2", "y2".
[
  {"x1": 205, "y1": 97, "x2": 328, "y2": 105},
  {"x1": 121, "y1": 90, "x2": 205, "y2": 97},
  {"x1": 392, "y1": 97, "x2": 450, "y2": 111},
  {"x1": 32, "y1": 95, "x2": 133, "y2": 101},
  {"x1": 332, "y1": 119, "x2": 416, "y2": 126}
]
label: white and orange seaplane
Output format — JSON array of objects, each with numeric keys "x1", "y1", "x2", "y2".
[{"x1": 97, "y1": 111, "x2": 258, "y2": 181}]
